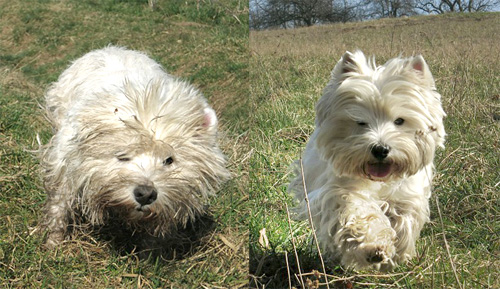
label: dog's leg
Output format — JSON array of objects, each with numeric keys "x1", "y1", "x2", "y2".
[
  {"x1": 331, "y1": 195, "x2": 397, "y2": 269},
  {"x1": 43, "y1": 188, "x2": 71, "y2": 248},
  {"x1": 386, "y1": 200, "x2": 430, "y2": 266}
]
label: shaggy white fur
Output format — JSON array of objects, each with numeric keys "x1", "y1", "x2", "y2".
[
  {"x1": 289, "y1": 51, "x2": 445, "y2": 270},
  {"x1": 41, "y1": 46, "x2": 229, "y2": 248}
]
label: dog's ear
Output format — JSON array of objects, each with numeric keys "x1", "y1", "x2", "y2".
[
  {"x1": 409, "y1": 55, "x2": 435, "y2": 88},
  {"x1": 341, "y1": 51, "x2": 358, "y2": 74},
  {"x1": 332, "y1": 51, "x2": 369, "y2": 82},
  {"x1": 410, "y1": 55, "x2": 445, "y2": 146},
  {"x1": 202, "y1": 107, "x2": 218, "y2": 133},
  {"x1": 317, "y1": 51, "x2": 369, "y2": 126}
]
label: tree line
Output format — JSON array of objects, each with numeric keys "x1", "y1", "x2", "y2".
[{"x1": 250, "y1": 0, "x2": 499, "y2": 29}]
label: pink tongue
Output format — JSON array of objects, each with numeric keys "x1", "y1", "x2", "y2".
[{"x1": 368, "y1": 163, "x2": 392, "y2": 178}]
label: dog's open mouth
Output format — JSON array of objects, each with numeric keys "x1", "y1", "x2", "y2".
[{"x1": 365, "y1": 162, "x2": 392, "y2": 180}]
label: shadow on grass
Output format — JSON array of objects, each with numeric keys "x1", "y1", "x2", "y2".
[
  {"x1": 90, "y1": 213, "x2": 217, "y2": 261},
  {"x1": 249, "y1": 246, "x2": 354, "y2": 289}
]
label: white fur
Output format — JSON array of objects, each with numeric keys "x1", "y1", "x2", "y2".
[
  {"x1": 40, "y1": 46, "x2": 230, "y2": 247},
  {"x1": 289, "y1": 51, "x2": 445, "y2": 270}
]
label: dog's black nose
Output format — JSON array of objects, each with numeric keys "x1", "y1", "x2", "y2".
[
  {"x1": 371, "y1": 145, "x2": 390, "y2": 160},
  {"x1": 134, "y1": 185, "x2": 157, "y2": 206}
]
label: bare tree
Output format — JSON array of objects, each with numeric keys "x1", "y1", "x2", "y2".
[
  {"x1": 415, "y1": 0, "x2": 500, "y2": 13},
  {"x1": 250, "y1": 0, "x2": 356, "y2": 29},
  {"x1": 360, "y1": 0, "x2": 418, "y2": 18},
  {"x1": 250, "y1": 0, "x2": 499, "y2": 29}
]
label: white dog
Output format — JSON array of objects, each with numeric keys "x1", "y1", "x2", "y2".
[
  {"x1": 40, "y1": 46, "x2": 230, "y2": 249},
  {"x1": 289, "y1": 51, "x2": 445, "y2": 270}
]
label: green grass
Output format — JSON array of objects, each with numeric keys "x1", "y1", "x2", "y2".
[
  {"x1": 249, "y1": 12, "x2": 499, "y2": 288},
  {"x1": 0, "y1": 0, "x2": 248, "y2": 287}
]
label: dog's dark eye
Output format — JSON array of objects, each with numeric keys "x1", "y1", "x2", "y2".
[
  {"x1": 116, "y1": 155, "x2": 131, "y2": 162},
  {"x1": 163, "y1": 157, "x2": 174, "y2": 166},
  {"x1": 356, "y1": 121, "x2": 367, "y2": 126},
  {"x1": 394, "y1": 118, "x2": 405, "y2": 125}
]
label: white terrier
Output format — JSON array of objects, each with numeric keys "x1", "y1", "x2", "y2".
[
  {"x1": 40, "y1": 47, "x2": 229, "y2": 248},
  {"x1": 289, "y1": 51, "x2": 445, "y2": 270}
]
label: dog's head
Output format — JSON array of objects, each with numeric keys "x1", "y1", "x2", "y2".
[
  {"x1": 315, "y1": 51, "x2": 445, "y2": 182},
  {"x1": 73, "y1": 78, "x2": 229, "y2": 234}
]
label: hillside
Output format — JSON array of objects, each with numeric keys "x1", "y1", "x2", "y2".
[{"x1": 249, "y1": 12, "x2": 499, "y2": 288}]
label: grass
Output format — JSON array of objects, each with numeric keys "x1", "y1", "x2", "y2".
[
  {"x1": 1, "y1": 2, "x2": 498, "y2": 288},
  {"x1": 249, "y1": 12, "x2": 499, "y2": 288},
  {"x1": 0, "y1": 0, "x2": 248, "y2": 287}
]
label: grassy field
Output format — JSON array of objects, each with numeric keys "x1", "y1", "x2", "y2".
[
  {"x1": 1, "y1": 1, "x2": 498, "y2": 288},
  {"x1": 249, "y1": 12, "x2": 499, "y2": 288},
  {"x1": 0, "y1": 0, "x2": 248, "y2": 287}
]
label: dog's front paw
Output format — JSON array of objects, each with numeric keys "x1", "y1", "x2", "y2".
[
  {"x1": 44, "y1": 231, "x2": 65, "y2": 249},
  {"x1": 367, "y1": 247, "x2": 385, "y2": 263},
  {"x1": 44, "y1": 230, "x2": 65, "y2": 249},
  {"x1": 341, "y1": 226, "x2": 396, "y2": 269},
  {"x1": 360, "y1": 241, "x2": 395, "y2": 264}
]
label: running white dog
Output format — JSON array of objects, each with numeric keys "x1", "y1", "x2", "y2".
[
  {"x1": 289, "y1": 51, "x2": 445, "y2": 270},
  {"x1": 41, "y1": 46, "x2": 229, "y2": 248}
]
